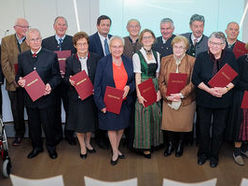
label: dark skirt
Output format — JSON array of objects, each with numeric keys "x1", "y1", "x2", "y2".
[
  {"x1": 226, "y1": 90, "x2": 248, "y2": 142},
  {"x1": 98, "y1": 100, "x2": 130, "y2": 131},
  {"x1": 67, "y1": 96, "x2": 96, "y2": 133}
]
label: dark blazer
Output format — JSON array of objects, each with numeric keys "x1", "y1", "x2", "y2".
[
  {"x1": 192, "y1": 50, "x2": 238, "y2": 109},
  {"x1": 89, "y1": 32, "x2": 112, "y2": 58},
  {"x1": 153, "y1": 34, "x2": 176, "y2": 58},
  {"x1": 65, "y1": 53, "x2": 101, "y2": 102},
  {"x1": 16, "y1": 48, "x2": 61, "y2": 109},
  {"x1": 42, "y1": 35, "x2": 76, "y2": 54},
  {"x1": 94, "y1": 55, "x2": 135, "y2": 130}
]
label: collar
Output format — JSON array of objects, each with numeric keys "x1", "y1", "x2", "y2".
[
  {"x1": 191, "y1": 34, "x2": 203, "y2": 43},
  {"x1": 15, "y1": 34, "x2": 26, "y2": 44},
  {"x1": 162, "y1": 37, "x2": 167, "y2": 44},
  {"x1": 128, "y1": 36, "x2": 139, "y2": 43},
  {"x1": 55, "y1": 35, "x2": 66, "y2": 43},
  {"x1": 76, "y1": 53, "x2": 90, "y2": 61},
  {"x1": 31, "y1": 47, "x2": 42, "y2": 55},
  {"x1": 98, "y1": 32, "x2": 109, "y2": 42}
]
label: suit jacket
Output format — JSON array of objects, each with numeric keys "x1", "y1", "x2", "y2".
[
  {"x1": 89, "y1": 32, "x2": 112, "y2": 58},
  {"x1": 182, "y1": 33, "x2": 208, "y2": 57},
  {"x1": 153, "y1": 35, "x2": 176, "y2": 58},
  {"x1": 65, "y1": 53, "x2": 101, "y2": 102},
  {"x1": 158, "y1": 54, "x2": 195, "y2": 106},
  {"x1": 16, "y1": 48, "x2": 61, "y2": 109},
  {"x1": 1, "y1": 34, "x2": 30, "y2": 91},
  {"x1": 42, "y1": 35, "x2": 76, "y2": 54}
]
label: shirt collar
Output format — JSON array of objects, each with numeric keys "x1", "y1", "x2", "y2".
[
  {"x1": 191, "y1": 34, "x2": 203, "y2": 43},
  {"x1": 162, "y1": 37, "x2": 167, "y2": 44},
  {"x1": 55, "y1": 35, "x2": 66, "y2": 43},
  {"x1": 98, "y1": 32, "x2": 109, "y2": 42},
  {"x1": 16, "y1": 34, "x2": 26, "y2": 44},
  {"x1": 31, "y1": 47, "x2": 42, "y2": 55}
]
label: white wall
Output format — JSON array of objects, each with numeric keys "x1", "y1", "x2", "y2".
[{"x1": 0, "y1": 0, "x2": 100, "y2": 122}]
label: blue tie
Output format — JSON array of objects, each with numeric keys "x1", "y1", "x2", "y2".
[
  {"x1": 104, "y1": 38, "x2": 110, "y2": 55},
  {"x1": 59, "y1": 38, "x2": 63, "y2": 51}
]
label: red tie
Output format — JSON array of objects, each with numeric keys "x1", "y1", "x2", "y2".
[{"x1": 32, "y1": 53, "x2": 37, "y2": 58}]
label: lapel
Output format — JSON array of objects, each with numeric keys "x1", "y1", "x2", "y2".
[{"x1": 95, "y1": 33, "x2": 104, "y2": 56}]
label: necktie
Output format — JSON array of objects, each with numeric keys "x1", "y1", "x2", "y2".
[
  {"x1": 104, "y1": 38, "x2": 110, "y2": 55},
  {"x1": 193, "y1": 38, "x2": 198, "y2": 46},
  {"x1": 59, "y1": 38, "x2": 63, "y2": 51},
  {"x1": 32, "y1": 53, "x2": 37, "y2": 58}
]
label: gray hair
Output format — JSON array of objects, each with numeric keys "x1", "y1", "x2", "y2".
[
  {"x1": 189, "y1": 14, "x2": 205, "y2": 25},
  {"x1": 109, "y1": 36, "x2": 125, "y2": 47},
  {"x1": 126, "y1": 19, "x2": 140, "y2": 27},
  {"x1": 226, "y1": 21, "x2": 239, "y2": 29},
  {"x1": 26, "y1": 28, "x2": 41, "y2": 40},
  {"x1": 209, "y1": 32, "x2": 226, "y2": 44},
  {"x1": 160, "y1": 18, "x2": 174, "y2": 28},
  {"x1": 54, "y1": 16, "x2": 68, "y2": 27}
]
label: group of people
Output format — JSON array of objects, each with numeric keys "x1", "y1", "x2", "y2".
[{"x1": 1, "y1": 13, "x2": 248, "y2": 168}]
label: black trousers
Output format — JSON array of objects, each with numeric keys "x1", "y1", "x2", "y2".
[
  {"x1": 54, "y1": 82, "x2": 74, "y2": 141},
  {"x1": 197, "y1": 106, "x2": 229, "y2": 160},
  {"x1": 8, "y1": 88, "x2": 25, "y2": 137},
  {"x1": 26, "y1": 106, "x2": 56, "y2": 149}
]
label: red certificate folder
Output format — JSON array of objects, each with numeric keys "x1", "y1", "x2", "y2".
[
  {"x1": 241, "y1": 91, "x2": 248, "y2": 109},
  {"x1": 208, "y1": 63, "x2": 238, "y2": 88},
  {"x1": 14, "y1": 64, "x2": 18, "y2": 74},
  {"x1": 23, "y1": 71, "x2": 45, "y2": 102},
  {"x1": 138, "y1": 78, "x2": 157, "y2": 107},
  {"x1": 166, "y1": 73, "x2": 187, "y2": 96},
  {"x1": 70, "y1": 70, "x2": 94, "y2": 101},
  {"x1": 54, "y1": 50, "x2": 71, "y2": 73},
  {"x1": 104, "y1": 86, "x2": 124, "y2": 114},
  {"x1": 233, "y1": 42, "x2": 248, "y2": 59}
]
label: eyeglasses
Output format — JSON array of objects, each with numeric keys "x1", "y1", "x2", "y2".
[
  {"x1": 15, "y1": 25, "x2": 30, "y2": 29},
  {"x1": 29, "y1": 38, "x2": 41, "y2": 43},
  {"x1": 173, "y1": 46, "x2": 185, "y2": 50},
  {"x1": 76, "y1": 43, "x2": 88, "y2": 47},
  {"x1": 110, "y1": 45, "x2": 123, "y2": 49},
  {"x1": 143, "y1": 36, "x2": 153, "y2": 40},
  {"x1": 209, "y1": 41, "x2": 224, "y2": 47}
]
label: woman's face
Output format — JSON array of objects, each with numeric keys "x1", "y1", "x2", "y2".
[
  {"x1": 110, "y1": 38, "x2": 124, "y2": 58},
  {"x1": 141, "y1": 32, "x2": 154, "y2": 47},
  {"x1": 208, "y1": 37, "x2": 225, "y2": 57},
  {"x1": 75, "y1": 38, "x2": 88, "y2": 56},
  {"x1": 173, "y1": 41, "x2": 186, "y2": 58}
]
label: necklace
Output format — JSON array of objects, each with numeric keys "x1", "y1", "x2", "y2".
[{"x1": 143, "y1": 47, "x2": 152, "y2": 55}]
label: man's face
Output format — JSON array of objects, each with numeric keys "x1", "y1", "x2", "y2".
[
  {"x1": 225, "y1": 23, "x2": 239, "y2": 41},
  {"x1": 127, "y1": 21, "x2": 140, "y2": 38},
  {"x1": 14, "y1": 19, "x2": 29, "y2": 39},
  {"x1": 190, "y1": 21, "x2": 204, "y2": 38},
  {"x1": 97, "y1": 19, "x2": 111, "y2": 36},
  {"x1": 53, "y1": 18, "x2": 68, "y2": 37},
  {"x1": 27, "y1": 31, "x2": 42, "y2": 52},
  {"x1": 160, "y1": 22, "x2": 174, "y2": 40}
]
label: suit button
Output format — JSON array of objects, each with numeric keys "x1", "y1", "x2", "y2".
[{"x1": 33, "y1": 67, "x2": 36, "y2": 70}]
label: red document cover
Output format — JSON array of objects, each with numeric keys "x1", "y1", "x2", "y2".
[
  {"x1": 23, "y1": 71, "x2": 45, "y2": 102},
  {"x1": 241, "y1": 91, "x2": 248, "y2": 109},
  {"x1": 70, "y1": 70, "x2": 94, "y2": 101},
  {"x1": 104, "y1": 86, "x2": 124, "y2": 114},
  {"x1": 208, "y1": 63, "x2": 238, "y2": 88},
  {"x1": 138, "y1": 78, "x2": 157, "y2": 107},
  {"x1": 14, "y1": 64, "x2": 18, "y2": 74},
  {"x1": 166, "y1": 73, "x2": 188, "y2": 96},
  {"x1": 233, "y1": 42, "x2": 248, "y2": 59},
  {"x1": 54, "y1": 50, "x2": 71, "y2": 73}
]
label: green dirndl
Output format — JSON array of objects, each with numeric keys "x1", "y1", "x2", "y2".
[{"x1": 133, "y1": 51, "x2": 163, "y2": 150}]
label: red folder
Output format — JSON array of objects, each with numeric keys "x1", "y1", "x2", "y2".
[
  {"x1": 233, "y1": 42, "x2": 248, "y2": 59},
  {"x1": 166, "y1": 73, "x2": 188, "y2": 96},
  {"x1": 14, "y1": 64, "x2": 18, "y2": 74},
  {"x1": 104, "y1": 86, "x2": 124, "y2": 114},
  {"x1": 138, "y1": 78, "x2": 157, "y2": 107},
  {"x1": 70, "y1": 70, "x2": 94, "y2": 101},
  {"x1": 54, "y1": 50, "x2": 71, "y2": 73},
  {"x1": 208, "y1": 63, "x2": 238, "y2": 88},
  {"x1": 241, "y1": 91, "x2": 248, "y2": 109},
  {"x1": 23, "y1": 71, "x2": 46, "y2": 102}
]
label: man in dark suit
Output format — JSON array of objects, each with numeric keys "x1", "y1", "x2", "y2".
[
  {"x1": 182, "y1": 14, "x2": 208, "y2": 57},
  {"x1": 42, "y1": 16, "x2": 76, "y2": 145},
  {"x1": 153, "y1": 18, "x2": 176, "y2": 58},
  {"x1": 89, "y1": 15, "x2": 112, "y2": 149},
  {"x1": 225, "y1": 21, "x2": 248, "y2": 59},
  {"x1": 89, "y1": 15, "x2": 112, "y2": 58},
  {"x1": 1, "y1": 18, "x2": 30, "y2": 146},
  {"x1": 17, "y1": 28, "x2": 61, "y2": 159}
]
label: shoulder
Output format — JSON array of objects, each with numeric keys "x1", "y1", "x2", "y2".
[
  {"x1": 89, "y1": 52, "x2": 101, "y2": 61},
  {"x1": 19, "y1": 50, "x2": 30, "y2": 57},
  {"x1": 224, "y1": 49, "x2": 235, "y2": 59},
  {"x1": 42, "y1": 35, "x2": 54, "y2": 43},
  {"x1": 41, "y1": 48, "x2": 56, "y2": 56},
  {"x1": 181, "y1": 33, "x2": 190, "y2": 38},
  {"x1": 161, "y1": 54, "x2": 173, "y2": 64},
  {"x1": 89, "y1": 32, "x2": 98, "y2": 40},
  {"x1": 2, "y1": 34, "x2": 15, "y2": 43}
]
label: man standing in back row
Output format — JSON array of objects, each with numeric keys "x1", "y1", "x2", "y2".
[
  {"x1": 1, "y1": 18, "x2": 30, "y2": 146},
  {"x1": 42, "y1": 16, "x2": 76, "y2": 145}
]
